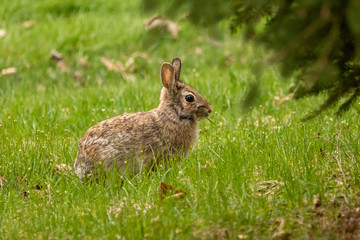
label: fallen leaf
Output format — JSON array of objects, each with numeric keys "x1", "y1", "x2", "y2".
[
  {"x1": 238, "y1": 234, "x2": 248, "y2": 239},
  {"x1": 223, "y1": 55, "x2": 236, "y2": 67},
  {"x1": 100, "y1": 57, "x2": 123, "y2": 72},
  {"x1": 23, "y1": 20, "x2": 36, "y2": 28},
  {"x1": 313, "y1": 194, "x2": 321, "y2": 208},
  {"x1": 108, "y1": 202, "x2": 125, "y2": 218},
  {"x1": 272, "y1": 231, "x2": 291, "y2": 240},
  {"x1": 272, "y1": 218, "x2": 291, "y2": 239},
  {"x1": 73, "y1": 70, "x2": 85, "y2": 85},
  {"x1": 125, "y1": 52, "x2": 149, "y2": 69},
  {"x1": 0, "y1": 174, "x2": 7, "y2": 187},
  {"x1": 50, "y1": 50, "x2": 64, "y2": 62},
  {"x1": 216, "y1": 228, "x2": 229, "y2": 239},
  {"x1": 208, "y1": 39, "x2": 221, "y2": 47},
  {"x1": 55, "y1": 163, "x2": 73, "y2": 175},
  {"x1": 0, "y1": 67, "x2": 17, "y2": 77},
  {"x1": 274, "y1": 93, "x2": 294, "y2": 106},
  {"x1": 37, "y1": 83, "x2": 46, "y2": 92},
  {"x1": 100, "y1": 57, "x2": 135, "y2": 81},
  {"x1": 312, "y1": 194, "x2": 326, "y2": 216},
  {"x1": 80, "y1": 56, "x2": 90, "y2": 69},
  {"x1": 145, "y1": 15, "x2": 180, "y2": 38},
  {"x1": 160, "y1": 182, "x2": 185, "y2": 200},
  {"x1": 0, "y1": 29, "x2": 6, "y2": 38},
  {"x1": 195, "y1": 47, "x2": 202, "y2": 55},
  {"x1": 17, "y1": 175, "x2": 27, "y2": 184},
  {"x1": 201, "y1": 160, "x2": 216, "y2": 169},
  {"x1": 97, "y1": 78, "x2": 104, "y2": 87},
  {"x1": 50, "y1": 50, "x2": 69, "y2": 72},
  {"x1": 256, "y1": 180, "x2": 284, "y2": 196}
]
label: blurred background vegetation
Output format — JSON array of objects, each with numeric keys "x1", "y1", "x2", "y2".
[{"x1": 144, "y1": 0, "x2": 360, "y2": 119}]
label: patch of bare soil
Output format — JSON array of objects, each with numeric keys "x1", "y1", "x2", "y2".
[
  {"x1": 313, "y1": 196, "x2": 360, "y2": 239},
  {"x1": 326, "y1": 204, "x2": 360, "y2": 239}
]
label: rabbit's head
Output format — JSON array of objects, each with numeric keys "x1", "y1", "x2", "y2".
[{"x1": 159, "y1": 58, "x2": 212, "y2": 122}]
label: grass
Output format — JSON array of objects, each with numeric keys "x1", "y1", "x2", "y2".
[{"x1": 1, "y1": 0, "x2": 360, "y2": 239}]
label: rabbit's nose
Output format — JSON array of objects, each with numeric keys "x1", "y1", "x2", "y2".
[{"x1": 208, "y1": 108, "x2": 212, "y2": 114}]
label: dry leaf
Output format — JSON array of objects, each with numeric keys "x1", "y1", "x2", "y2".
[
  {"x1": 0, "y1": 67, "x2": 17, "y2": 77},
  {"x1": 100, "y1": 57, "x2": 135, "y2": 81},
  {"x1": 80, "y1": 56, "x2": 90, "y2": 69},
  {"x1": 145, "y1": 15, "x2": 180, "y2": 38},
  {"x1": 50, "y1": 50, "x2": 69, "y2": 72},
  {"x1": 17, "y1": 175, "x2": 27, "y2": 184},
  {"x1": 195, "y1": 47, "x2": 202, "y2": 55},
  {"x1": 108, "y1": 202, "x2": 125, "y2": 218},
  {"x1": 73, "y1": 70, "x2": 85, "y2": 85},
  {"x1": 56, "y1": 60, "x2": 69, "y2": 72},
  {"x1": 313, "y1": 194, "x2": 326, "y2": 216},
  {"x1": 216, "y1": 228, "x2": 229, "y2": 239},
  {"x1": 160, "y1": 182, "x2": 185, "y2": 200},
  {"x1": 55, "y1": 163, "x2": 73, "y2": 175},
  {"x1": 97, "y1": 78, "x2": 104, "y2": 87},
  {"x1": 238, "y1": 234, "x2": 248, "y2": 239},
  {"x1": 272, "y1": 230, "x2": 291, "y2": 240},
  {"x1": 37, "y1": 83, "x2": 46, "y2": 92},
  {"x1": 273, "y1": 93, "x2": 294, "y2": 106},
  {"x1": 50, "y1": 50, "x2": 64, "y2": 62},
  {"x1": 125, "y1": 52, "x2": 149, "y2": 69},
  {"x1": 201, "y1": 160, "x2": 216, "y2": 169},
  {"x1": 23, "y1": 20, "x2": 36, "y2": 28},
  {"x1": 100, "y1": 57, "x2": 123, "y2": 72},
  {"x1": 313, "y1": 194, "x2": 321, "y2": 208},
  {"x1": 0, "y1": 29, "x2": 6, "y2": 38},
  {"x1": 0, "y1": 174, "x2": 7, "y2": 187},
  {"x1": 256, "y1": 180, "x2": 284, "y2": 196},
  {"x1": 272, "y1": 218, "x2": 291, "y2": 239}
]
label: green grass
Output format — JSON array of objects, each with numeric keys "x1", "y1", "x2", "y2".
[{"x1": 1, "y1": 0, "x2": 360, "y2": 239}]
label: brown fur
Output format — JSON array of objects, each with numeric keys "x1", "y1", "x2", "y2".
[{"x1": 74, "y1": 58, "x2": 212, "y2": 179}]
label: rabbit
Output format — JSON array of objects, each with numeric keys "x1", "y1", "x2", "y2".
[{"x1": 74, "y1": 57, "x2": 212, "y2": 180}]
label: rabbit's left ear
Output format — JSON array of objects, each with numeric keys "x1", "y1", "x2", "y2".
[
  {"x1": 172, "y1": 58, "x2": 182, "y2": 82},
  {"x1": 161, "y1": 62, "x2": 175, "y2": 91}
]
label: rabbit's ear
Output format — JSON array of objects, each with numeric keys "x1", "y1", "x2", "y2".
[
  {"x1": 172, "y1": 58, "x2": 181, "y2": 82},
  {"x1": 161, "y1": 62, "x2": 175, "y2": 90}
]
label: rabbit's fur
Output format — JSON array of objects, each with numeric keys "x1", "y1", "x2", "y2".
[{"x1": 74, "y1": 58, "x2": 212, "y2": 179}]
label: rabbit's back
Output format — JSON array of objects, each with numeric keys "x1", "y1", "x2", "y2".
[
  {"x1": 74, "y1": 111, "x2": 162, "y2": 178},
  {"x1": 74, "y1": 109, "x2": 198, "y2": 179}
]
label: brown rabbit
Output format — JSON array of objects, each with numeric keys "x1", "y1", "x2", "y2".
[{"x1": 74, "y1": 58, "x2": 212, "y2": 179}]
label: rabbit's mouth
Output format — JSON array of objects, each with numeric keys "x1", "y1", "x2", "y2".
[{"x1": 196, "y1": 106, "x2": 211, "y2": 120}]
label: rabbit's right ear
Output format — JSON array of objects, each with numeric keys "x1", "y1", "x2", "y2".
[
  {"x1": 172, "y1": 58, "x2": 181, "y2": 82},
  {"x1": 161, "y1": 62, "x2": 175, "y2": 91}
]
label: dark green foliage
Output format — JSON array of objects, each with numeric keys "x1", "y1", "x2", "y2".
[
  {"x1": 233, "y1": 0, "x2": 360, "y2": 119},
  {"x1": 144, "y1": 0, "x2": 360, "y2": 118}
]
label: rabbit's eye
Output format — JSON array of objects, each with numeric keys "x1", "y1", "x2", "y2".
[{"x1": 185, "y1": 95, "x2": 195, "y2": 102}]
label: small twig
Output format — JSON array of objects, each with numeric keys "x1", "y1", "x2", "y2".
[
  {"x1": 335, "y1": 130, "x2": 347, "y2": 186},
  {"x1": 313, "y1": 131, "x2": 345, "y2": 146},
  {"x1": 313, "y1": 132, "x2": 353, "y2": 163},
  {"x1": 313, "y1": 135, "x2": 346, "y2": 147}
]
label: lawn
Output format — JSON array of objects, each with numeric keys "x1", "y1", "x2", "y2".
[{"x1": 1, "y1": 0, "x2": 360, "y2": 239}]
